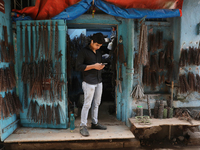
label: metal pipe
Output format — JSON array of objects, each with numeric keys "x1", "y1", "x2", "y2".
[
  {"x1": 14, "y1": 0, "x2": 16, "y2": 9},
  {"x1": 21, "y1": 0, "x2": 22, "y2": 9}
]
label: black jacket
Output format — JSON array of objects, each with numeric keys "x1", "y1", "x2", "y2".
[{"x1": 76, "y1": 45, "x2": 102, "y2": 84}]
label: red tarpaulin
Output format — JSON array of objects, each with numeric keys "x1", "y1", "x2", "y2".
[
  {"x1": 104, "y1": 0, "x2": 183, "y2": 9},
  {"x1": 12, "y1": 0, "x2": 184, "y2": 20},
  {"x1": 12, "y1": 0, "x2": 81, "y2": 20}
]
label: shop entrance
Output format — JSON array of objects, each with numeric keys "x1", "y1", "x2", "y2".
[
  {"x1": 67, "y1": 25, "x2": 119, "y2": 125},
  {"x1": 3, "y1": 23, "x2": 135, "y2": 143}
]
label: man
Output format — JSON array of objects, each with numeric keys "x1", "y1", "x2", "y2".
[{"x1": 76, "y1": 33, "x2": 107, "y2": 136}]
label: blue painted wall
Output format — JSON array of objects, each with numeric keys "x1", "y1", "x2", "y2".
[
  {"x1": 132, "y1": 0, "x2": 200, "y2": 110},
  {"x1": 180, "y1": 0, "x2": 200, "y2": 48},
  {"x1": 173, "y1": 0, "x2": 200, "y2": 107},
  {"x1": 131, "y1": 19, "x2": 177, "y2": 116},
  {"x1": 0, "y1": 0, "x2": 18, "y2": 141}
]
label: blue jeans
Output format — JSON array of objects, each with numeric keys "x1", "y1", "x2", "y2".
[{"x1": 80, "y1": 81, "x2": 103, "y2": 127}]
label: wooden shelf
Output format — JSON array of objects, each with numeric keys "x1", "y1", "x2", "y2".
[{"x1": 129, "y1": 118, "x2": 200, "y2": 129}]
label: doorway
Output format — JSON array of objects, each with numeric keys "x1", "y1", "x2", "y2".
[{"x1": 67, "y1": 25, "x2": 120, "y2": 125}]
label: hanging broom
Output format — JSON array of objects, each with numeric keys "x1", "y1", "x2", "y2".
[
  {"x1": 131, "y1": 84, "x2": 145, "y2": 99},
  {"x1": 179, "y1": 49, "x2": 187, "y2": 67},
  {"x1": 188, "y1": 72, "x2": 196, "y2": 92}
]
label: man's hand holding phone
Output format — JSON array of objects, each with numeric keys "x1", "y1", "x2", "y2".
[{"x1": 94, "y1": 63, "x2": 105, "y2": 70}]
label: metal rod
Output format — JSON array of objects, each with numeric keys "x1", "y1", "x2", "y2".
[
  {"x1": 14, "y1": 0, "x2": 16, "y2": 9},
  {"x1": 171, "y1": 81, "x2": 174, "y2": 108},
  {"x1": 21, "y1": 0, "x2": 22, "y2": 9},
  {"x1": 169, "y1": 125, "x2": 171, "y2": 140},
  {"x1": 147, "y1": 95, "x2": 151, "y2": 118}
]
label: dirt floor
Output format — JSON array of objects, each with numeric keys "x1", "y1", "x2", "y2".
[{"x1": 74, "y1": 101, "x2": 124, "y2": 127}]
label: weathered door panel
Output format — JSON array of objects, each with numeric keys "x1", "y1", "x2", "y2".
[
  {"x1": 16, "y1": 20, "x2": 68, "y2": 128},
  {"x1": 0, "y1": 0, "x2": 18, "y2": 141}
]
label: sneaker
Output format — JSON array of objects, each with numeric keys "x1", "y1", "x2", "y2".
[
  {"x1": 91, "y1": 123, "x2": 107, "y2": 130},
  {"x1": 80, "y1": 126, "x2": 89, "y2": 136}
]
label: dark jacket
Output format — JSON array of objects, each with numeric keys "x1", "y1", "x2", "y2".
[{"x1": 76, "y1": 45, "x2": 102, "y2": 84}]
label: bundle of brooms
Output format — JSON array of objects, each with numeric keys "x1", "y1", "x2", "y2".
[
  {"x1": 131, "y1": 84, "x2": 145, "y2": 99},
  {"x1": 188, "y1": 72, "x2": 196, "y2": 92},
  {"x1": 179, "y1": 74, "x2": 190, "y2": 93}
]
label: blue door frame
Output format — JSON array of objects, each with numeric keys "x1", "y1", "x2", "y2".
[{"x1": 67, "y1": 14, "x2": 134, "y2": 126}]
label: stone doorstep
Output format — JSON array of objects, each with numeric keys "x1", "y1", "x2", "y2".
[{"x1": 4, "y1": 139, "x2": 141, "y2": 150}]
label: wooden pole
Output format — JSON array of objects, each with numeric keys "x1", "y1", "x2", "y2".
[
  {"x1": 147, "y1": 95, "x2": 151, "y2": 118},
  {"x1": 169, "y1": 125, "x2": 171, "y2": 140},
  {"x1": 170, "y1": 81, "x2": 174, "y2": 108}
]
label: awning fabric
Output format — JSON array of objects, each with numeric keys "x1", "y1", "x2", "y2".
[
  {"x1": 12, "y1": 0, "x2": 81, "y2": 20},
  {"x1": 52, "y1": 0, "x2": 93, "y2": 20},
  {"x1": 104, "y1": 0, "x2": 183, "y2": 9},
  {"x1": 12, "y1": 0, "x2": 183, "y2": 21},
  {"x1": 94, "y1": 0, "x2": 182, "y2": 19}
]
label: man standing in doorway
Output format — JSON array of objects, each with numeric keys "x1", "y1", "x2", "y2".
[{"x1": 76, "y1": 33, "x2": 107, "y2": 136}]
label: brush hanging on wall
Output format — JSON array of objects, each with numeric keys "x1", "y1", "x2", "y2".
[
  {"x1": 3, "y1": 26, "x2": 8, "y2": 47},
  {"x1": 161, "y1": 74, "x2": 165, "y2": 84},
  {"x1": 150, "y1": 54, "x2": 159, "y2": 72},
  {"x1": 158, "y1": 75, "x2": 161, "y2": 85},
  {"x1": 179, "y1": 46, "x2": 200, "y2": 67},
  {"x1": 0, "y1": 92, "x2": 22, "y2": 119},
  {"x1": 195, "y1": 48, "x2": 200, "y2": 66},
  {"x1": 159, "y1": 51, "x2": 165, "y2": 71},
  {"x1": 179, "y1": 49, "x2": 187, "y2": 67},
  {"x1": 143, "y1": 66, "x2": 150, "y2": 86},
  {"x1": 166, "y1": 59, "x2": 174, "y2": 82},
  {"x1": 150, "y1": 71, "x2": 157, "y2": 90},
  {"x1": 138, "y1": 24, "x2": 148, "y2": 66},
  {"x1": 134, "y1": 53, "x2": 139, "y2": 74},
  {"x1": 27, "y1": 100, "x2": 65, "y2": 125},
  {"x1": 193, "y1": 48, "x2": 198, "y2": 65},
  {"x1": 149, "y1": 33, "x2": 157, "y2": 52},
  {"x1": 188, "y1": 72, "x2": 196, "y2": 92},
  {"x1": 157, "y1": 30, "x2": 163, "y2": 49},
  {"x1": 148, "y1": 33, "x2": 152, "y2": 51},
  {"x1": 187, "y1": 47, "x2": 193, "y2": 66},
  {"x1": 165, "y1": 40, "x2": 174, "y2": 60},
  {"x1": 179, "y1": 74, "x2": 190, "y2": 94},
  {"x1": 196, "y1": 74, "x2": 200, "y2": 93}
]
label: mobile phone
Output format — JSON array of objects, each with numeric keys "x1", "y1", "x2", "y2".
[{"x1": 102, "y1": 63, "x2": 108, "y2": 65}]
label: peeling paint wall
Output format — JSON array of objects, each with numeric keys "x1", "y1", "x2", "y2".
[
  {"x1": 174, "y1": 0, "x2": 200, "y2": 107},
  {"x1": 180, "y1": 0, "x2": 200, "y2": 48},
  {"x1": 132, "y1": 19, "x2": 175, "y2": 116},
  {"x1": 132, "y1": 0, "x2": 200, "y2": 113}
]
